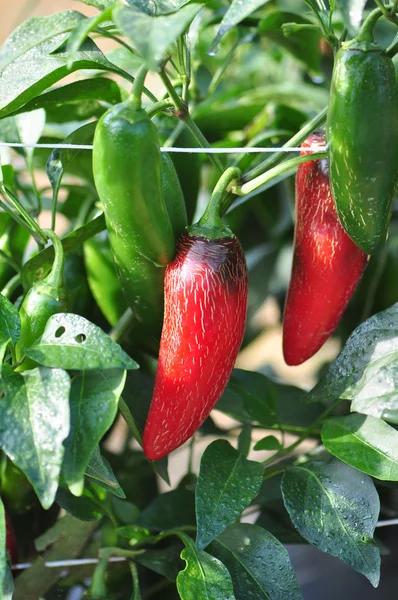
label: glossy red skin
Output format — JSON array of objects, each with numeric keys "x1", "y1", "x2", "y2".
[
  {"x1": 143, "y1": 233, "x2": 248, "y2": 460},
  {"x1": 5, "y1": 514, "x2": 17, "y2": 565},
  {"x1": 282, "y1": 134, "x2": 368, "y2": 366}
]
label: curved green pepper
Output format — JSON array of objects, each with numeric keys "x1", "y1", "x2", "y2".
[
  {"x1": 16, "y1": 230, "x2": 66, "y2": 370},
  {"x1": 161, "y1": 153, "x2": 188, "y2": 240},
  {"x1": 64, "y1": 251, "x2": 92, "y2": 317},
  {"x1": 327, "y1": 20, "x2": 398, "y2": 254},
  {"x1": 84, "y1": 231, "x2": 127, "y2": 327},
  {"x1": 93, "y1": 97, "x2": 175, "y2": 336},
  {"x1": 171, "y1": 128, "x2": 201, "y2": 224}
]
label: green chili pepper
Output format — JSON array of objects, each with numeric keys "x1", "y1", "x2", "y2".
[
  {"x1": 162, "y1": 153, "x2": 188, "y2": 239},
  {"x1": 93, "y1": 70, "x2": 175, "y2": 336},
  {"x1": 326, "y1": 10, "x2": 398, "y2": 254},
  {"x1": 84, "y1": 232, "x2": 127, "y2": 327},
  {"x1": 63, "y1": 251, "x2": 92, "y2": 316},
  {"x1": 171, "y1": 128, "x2": 201, "y2": 224},
  {"x1": 16, "y1": 230, "x2": 66, "y2": 370}
]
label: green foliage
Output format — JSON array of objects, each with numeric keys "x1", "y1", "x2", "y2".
[{"x1": 0, "y1": 0, "x2": 396, "y2": 597}]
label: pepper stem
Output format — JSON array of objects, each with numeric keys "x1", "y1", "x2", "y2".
[
  {"x1": 131, "y1": 65, "x2": 149, "y2": 110},
  {"x1": 42, "y1": 229, "x2": 65, "y2": 290},
  {"x1": 356, "y1": 8, "x2": 383, "y2": 41},
  {"x1": 198, "y1": 167, "x2": 242, "y2": 229}
]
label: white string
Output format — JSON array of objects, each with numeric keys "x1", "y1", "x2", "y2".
[
  {"x1": 8, "y1": 516, "x2": 398, "y2": 571},
  {"x1": 0, "y1": 141, "x2": 327, "y2": 153},
  {"x1": 12, "y1": 556, "x2": 127, "y2": 570}
]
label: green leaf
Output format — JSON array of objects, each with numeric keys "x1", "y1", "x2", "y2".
[
  {"x1": 14, "y1": 515, "x2": 98, "y2": 600},
  {"x1": 46, "y1": 122, "x2": 96, "y2": 212},
  {"x1": 78, "y1": 0, "x2": 114, "y2": 8},
  {"x1": 114, "y1": 4, "x2": 202, "y2": 71},
  {"x1": 305, "y1": 303, "x2": 398, "y2": 404},
  {"x1": 22, "y1": 213, "x2": 106, "y2": 289},
  {"x1": 85, "y1": 446, "x2": 125, "y2": 498},
  {"x1": 66, "y1": 7, "x2": 114, "y2": 68},
  {"x1": 135, "y1": 544, "x2": 184, "y2": 580},
  {"x1": 121, "y1": 370, "x2": 170, "y2": 484},
  {"x1": 63, "y1": 369, "x2": 126, "y2": 491},
  {"x1": 126, "y1": 0, "x2": 196, "y2": 15},
  {"x1": 211, "y1": 0, "x2": 272, "y2": 51},
  {"x1": 211, "y1": 523, "x2": 302, "y2": 600},
  {"x1": 322, "y1": 414, "x2": 398, "y2": 481},
  {"x1": 2, "y1": 566, "x2": 13, "y2": 600},
  {"x1": 0, "y1": 368, "x2": 70, "y2": 509},
  {"x1": 0, "y1": 293, "x2": 20, "y2": 347},
  {"x1": 0, "y1": 33, "x2": 125, "y2": 120},
  {"x1": 335, "y1": 0, "x2": 366, "y2": 36},
  {"x1": 9, "y1": 78, "x2": 121, "y2": 121},
  {"x1": 281, "y1": 459, "x2": 380, "y2": 587},
  {"x1": 25, "y1": 313, "x2": 138, "y2": 371},
  {"x1": 218, "y1": 369, "x2": 322, "y2": 429},
  {"x1": 137, "y1": 489, "x2": 195, "y2": 530},
  {"x1": 56, "y1": 486, "x2": 105, "y2": 521},
  {"x1": 223, "y1": 369, "x2": 278, "y2": 426},
  {"x1": 254, "y1": 435, "x2": 281, "y2": 451},
  {"x1": 177, "y1": 536, "x2": 236, "y2": 600},
  {"x1": 0, "y1": 499, "x2": 11, "y2": 598},
  {"x1": 195, "y1": 440, "x2": 264, "y2": 550},
  {"x1": 237, "y1": 425, "x2": 252, "y2": 457},
  {"x1": 351, "y1": 366, "x2": 398, "y2": 423},
  {"x1": 0, "y1": 11, "x2": 84, "y2": 71}
]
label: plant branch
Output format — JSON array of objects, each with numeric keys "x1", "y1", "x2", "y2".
[
  {"x1": 146, "y1": 99, "x2": 175, "y2": 119},
  {"x1": 159, "y1": 70, "x2": 223, "y2": 173},
  {"x1": 262, "y1": 399, "x2": 343, "y2": 468},
  {"x1": 0, "y1": 187, "x2": 47, "y2": 244},
  {"x1": 242, "y1": 106, "x2": 328, "y2": 182},
  {"x1": 233, "y1": 152, "x2": 326, "y2": 197}
]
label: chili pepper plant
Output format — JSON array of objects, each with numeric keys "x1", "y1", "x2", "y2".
[{"x1": 0, "y1": 1, "x2": 398, "y2": 598}]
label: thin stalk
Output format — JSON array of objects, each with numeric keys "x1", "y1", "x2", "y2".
[
  {"x1": 42, "y1": 229, "x2": 65, "y2": 289},
  {"x1": 234, "y1": 152, "x2": 326, "y2": 197},
  {"x1": 360, "y1": 250, "x2": 388, "y2": 323},
  {"x1": 208, "y1": 37, "x2": 241, "y2": 96},
  {"x1": 374, "y1": 0, "x2": 390, "y2": 18},
  {"x1": 146, "y1": 99, "x2": 175, "y2": 119},
  {"x1": 187, "y1": 435, "x2": 195, "y2": 474},
  {"x1": 0, "y1": 250, "x2": 20, "y2": 274},
  {"x1": 262, "y1": 399, "x2": 343, "y2": 467},
  {"x1": 387, "y1": 32, "x2": 398, "y2": 56},
  {"x1": 163, "y1": 120, "x2": 185, "y2": 148},
  {"x1": 159, "y1": 70, "x2": 223, "y2": 173},
  {"x1": 131, "y1": 65, "x2": 149, "y2": 109},
  {"x1": 109, "y1": 307, "x2": 134, "y2": 343},
  {"x1": 357, "y1": 7, "x2": 383, "y2": 41},
  {"x1": 129, "y1": 562, "x2": 141, "y2": 599},
  {"x1": 184, "y1": 115, "x2": 224, "y2": 173},
  {"x1": 0, "y1": 188, "x2": 47, "y2": 245},
  {"x1": 26, "y1": 155, "x2": 41, "y2": 214},
  {"x1": 1, "y1": 274, "x2": 21, "y2": 299},
  {"x1": 243, "y1": 106, "x2": 328, "y2": 183}
]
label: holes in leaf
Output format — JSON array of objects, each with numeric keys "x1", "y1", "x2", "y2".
[
  {"x1": 74, "y1": 333, "x2": 86, "y2": 344},
  {"x1": 55, "y1": 327, "x2": 65, "y2": 338},
  {"x1": 0, "y1": 391, "x2": 6, "y2": 399}
]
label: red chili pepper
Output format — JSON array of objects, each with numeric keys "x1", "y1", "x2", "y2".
[
  {"x1": 5, "y1": 513, "x2": 17, "y2": 565},
  {"x1": 282, "y1": 133, "x2": 368, "y2": 366},
  {"x1": 143, "y1": 231, "x2": 248, "y2": 460}
]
